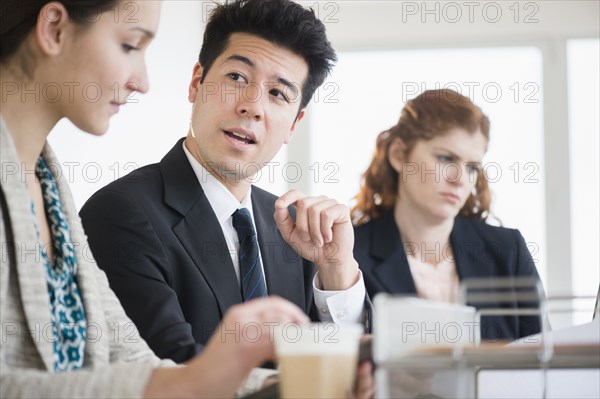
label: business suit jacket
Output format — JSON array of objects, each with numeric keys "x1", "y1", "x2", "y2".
[
  {"x1": 0, "y1": 120, "x2": 170, "y2": 398},
  {"x1": 353, "y1": 211, "x2": 542, "y2": 340},
  {"x1": 80, "y1": 138, "x2": 336, "y2": 363}
]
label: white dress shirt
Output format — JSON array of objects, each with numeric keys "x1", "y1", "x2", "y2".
[
  {"x1": 407, "y1": 254, "x2": 459, "y2": 304},
  {"x1": 183, "y1": 142, "x2": 365, "y2": 323}
]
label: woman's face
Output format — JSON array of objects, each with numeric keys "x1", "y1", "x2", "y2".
[
  {"x1": 51, "y1": 1, "x2": 160, "y2": 134},
  {"x1": 395, "y1": 128, "x2": 488, "y2": 223}
]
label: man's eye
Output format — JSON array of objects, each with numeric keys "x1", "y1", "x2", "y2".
[
  {"x1": 437, "y1": 155, "x2": 453, "y2": 163},
  {"x1": 270, "y1": 89, "x2": 289, "y2": 102},
  {"x1": 228, "y1": 73, "x2": 246, "y2": 83}
]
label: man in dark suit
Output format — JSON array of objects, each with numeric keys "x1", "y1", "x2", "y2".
[{"x1": 80, "y1": 0, "x2": 369, "y2": 363}]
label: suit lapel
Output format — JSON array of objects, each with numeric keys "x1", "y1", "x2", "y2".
[
  {"x1": 162, "y1": 140, "x2": 242, "y2": 315},
  {"x1": 251, "y1": 189, "x2": 305, "y2": 304},
  {"x1": 450, "y1": 217, "x2": 493, "y2": 280},
  {"x1": 370, "y1": 214, "x2": 417, "y2": 294},
  {"x1": 0, "y1": 126, "x2": 54, "y2": 371}
]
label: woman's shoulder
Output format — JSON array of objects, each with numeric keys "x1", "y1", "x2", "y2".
[
  {"x1": 353, "y1": 211, "x2": 393, "y2": 233},
  {"x1": 353, "y1": 211, "x2": 399, "y2": 248},
  {"x1": 353, "y1": 217, "x2": 375, "y2": 234},
  {"x1": 455, "y1": 215, "x2": 523, "y2": 243},
  {"x1": 353, "y1": 219, "x2": 374, "y2": 249}
]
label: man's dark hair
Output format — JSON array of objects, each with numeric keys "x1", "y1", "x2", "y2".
[{"x1": 199, "y1": 0, "x2": 337, "y2": 111}]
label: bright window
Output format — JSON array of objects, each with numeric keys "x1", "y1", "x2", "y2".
[{"x1": 567, "y1": 38, "x2": 600, "y2": 321}]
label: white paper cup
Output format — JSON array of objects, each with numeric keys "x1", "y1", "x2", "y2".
[{"x1": 275, "y1": 322, "x2": 363, "y2": 399}]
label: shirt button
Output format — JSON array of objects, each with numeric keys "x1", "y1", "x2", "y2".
[
  {"x1": 320, "y1": 307, "x2": 329, "y2": 313},
  {"x1": 336, "y1": 311, "x2": 346, "y2": 319}
]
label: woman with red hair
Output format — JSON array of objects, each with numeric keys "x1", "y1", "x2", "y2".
[{"x1": 352, "y1": 89, "x2": 542, "y2": 341}]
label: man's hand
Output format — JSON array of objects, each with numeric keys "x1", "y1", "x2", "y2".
[{"x1": 274, "y1": 189, "x2": 360, "y2": 291}]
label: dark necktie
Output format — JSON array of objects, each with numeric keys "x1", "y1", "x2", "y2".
[{"x1": 232, "y1": 208, "x2": 267, "y2": 301}]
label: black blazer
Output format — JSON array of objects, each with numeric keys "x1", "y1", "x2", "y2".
[
  {"x1": 80, "y1": 139, "x2": 326, "y2": 362},
  {"x1": 353, "y1": 212, "x2": 542, "y2": 341}
]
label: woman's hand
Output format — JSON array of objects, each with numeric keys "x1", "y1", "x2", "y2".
[{"x1": 144, "y1": 296, "x2": 309, "y2": 398}]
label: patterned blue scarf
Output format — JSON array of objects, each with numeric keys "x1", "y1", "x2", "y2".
[{"x1": 32, "y1": 157, "x2": 87, "y2": 372}]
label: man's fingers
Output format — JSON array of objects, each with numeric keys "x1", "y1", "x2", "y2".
[
  {"x1": 293, "y1": 196, "x2": 327, "y2": 242},
  {"x1": 305, "y1": 198, "x2": 336, "y2": 246},
  {"x1": 275, "y1": 189, "x2": 306, "y2": 209},
  {"x1": 320, "y1": 203, "x2": 349, "y2": 243},
  {"x1": 276, "y1": 191, "x2": 335, "y2": 244},
  {"x1": 274, "y1": 190, "x2": 307, "y2": 240}
]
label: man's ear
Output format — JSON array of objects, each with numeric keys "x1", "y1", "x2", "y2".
[
  {"x1": 284, "y1": 109, "x2": 305, "y2": 144},
  {"x1": 188, "y1": 63, "x2": 204, "y2": 103},
  {"x1": 388, "y1": 137, "x2": 407, "y2": 173},
  {"x1": 36, "y1": 2, "x2": 70, "y2": 56}
]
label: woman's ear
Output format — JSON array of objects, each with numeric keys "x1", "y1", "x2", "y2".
[
  {"x1": 36, "y1": 2, "x2": 70, "y2": 56},
  {"x1": 388, "y1": 137, "x2": 406, "y2": 173}
]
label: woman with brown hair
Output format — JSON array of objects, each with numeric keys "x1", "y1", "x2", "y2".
[{"x1": 352, "y1": 89, "x2": 542, "y2": 341}]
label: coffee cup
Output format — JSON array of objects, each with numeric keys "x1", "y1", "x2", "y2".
[{"x1": 275, "y1": 322, "x2": 362, "y2": 399}]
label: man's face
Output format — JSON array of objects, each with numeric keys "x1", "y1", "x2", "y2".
[{"x1": 186, "y1": 32, "x2": 308, "y2": 186}]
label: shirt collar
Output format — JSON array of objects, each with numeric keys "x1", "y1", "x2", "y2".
[{"x1": 182, "y1": 141, "x2": 253, "y2": 222}]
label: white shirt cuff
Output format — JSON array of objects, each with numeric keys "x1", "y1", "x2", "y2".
[{"x1": 312, "y1": 270, "x2": 366, "y2": 323}]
